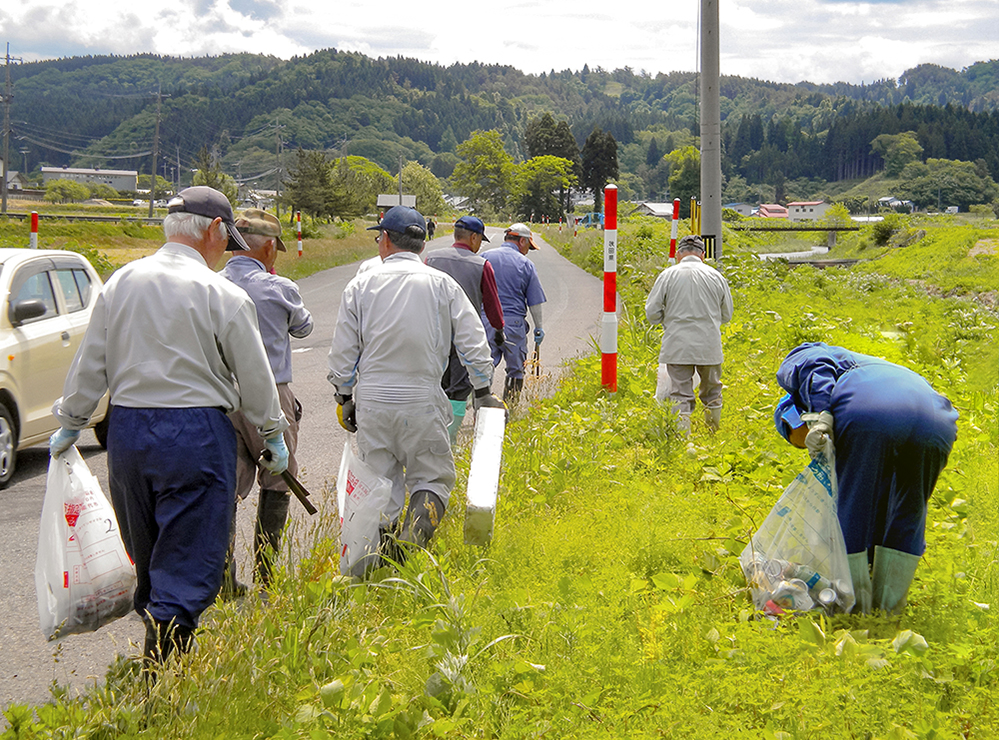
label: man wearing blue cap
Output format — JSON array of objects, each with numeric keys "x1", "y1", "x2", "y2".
[
  {"x1": 425, "y1": 215, "x2": 505, "y2": 442},
  {"x1": 773, "y1": 342, "x2": 958, "y2": 614},
  {"x1": 328, "y1": 207, "x2": 503, "y2": 564},
  {"x1": 51, "y1": 186, "x2": 289, "y2": 666}
]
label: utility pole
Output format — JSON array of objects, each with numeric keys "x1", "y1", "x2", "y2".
[
  {"x1": 398, "y1": 153, "x2": 404, "y2": 204},
  {"x1": 148, "y1": 84, "x2": 163, "y2": 218},
  {"x1": 2, "y1": 43, "x2": 24, "y2": 216},
  {"x1": 700, "y1": 0, "x2": 722, "y2": 259},
  {"x1": 274, "y1": 117, "x2": 284, "y2": 218}
]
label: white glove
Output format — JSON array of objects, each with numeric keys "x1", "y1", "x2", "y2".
[
  {"x1": 261, "y1": 434, "x2": 290, "y2": 475},
  {"x1": 49, "y1": 428, "x2": 80, "y2": 458},
  {"x1": 804, "y1": 411, "x2": 834, "y2": 457}
]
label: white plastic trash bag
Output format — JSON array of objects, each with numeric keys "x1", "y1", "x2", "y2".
[
  {"x1": 336, "y1": 442, "x2": 392, "y2": 578},
  {"x1": 35, "y1": 447, "x2": 136, "y2": 641},
  {"x1": 739, "y1": 439, "x2": 855, "y2": 615}
]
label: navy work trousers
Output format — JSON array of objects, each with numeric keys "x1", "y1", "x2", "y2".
[{"x1": 107, "y1": 406, "x2": 236, "y2": 630}]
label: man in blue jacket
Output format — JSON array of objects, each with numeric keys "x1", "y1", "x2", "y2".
[{"x1": 774, "y1": 342, "x2": 958, "y2": 614}]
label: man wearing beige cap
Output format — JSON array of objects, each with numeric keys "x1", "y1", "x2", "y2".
[{"x1": 221, "y1": 208, "x2": 314, "y2": 594}]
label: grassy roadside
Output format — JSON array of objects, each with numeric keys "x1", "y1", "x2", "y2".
[
  {"x1": 3, "y1": 214, "x2": 998, "y2": 738},
  {"x1": 0, "y1": 210, "x2": 380, "y2": 281}
]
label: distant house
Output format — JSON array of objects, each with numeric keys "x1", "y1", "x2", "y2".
[
  {"x1": 786, "y1": 200, "x2": 830, "y2": 222},
  {"x1": 757, "y1": 203, "x2": 789, "y2": 219},
  {"x1": 443, "y1": 194, "x2": 470, "y2": 211},
  {"x1": 724, "y1": 202, "x2": 753, "y2": 217},
  {"x1": 877, "y1": 196, "x2": 914, "y2": 213},
  {"x1": 1, "y1": 171, "x2": 31, "y2": 191},
  {"x1": 377, "y1": 194, "x2": 417, "y2": 210},
  {"x1": 41, "y1": 166, "x2": 138, "y2": 192},
  {"x1": 630, "y1": 202, "x2": 675, "y2": 218}
]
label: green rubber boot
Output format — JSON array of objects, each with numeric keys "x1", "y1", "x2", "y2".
[
  {"x1": 447, "y1": 399, "x2": 467, "y2": 445},
  {"x1": 872, "y1": 546, "x2": 921, "y2": 615},
  {"x1": 848, "y1": 551, "x2": 873, "y2": 614}
]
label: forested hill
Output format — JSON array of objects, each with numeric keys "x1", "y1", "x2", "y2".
[{"x1": 9, "y1": 50, "x2": 999, "y2": 194}]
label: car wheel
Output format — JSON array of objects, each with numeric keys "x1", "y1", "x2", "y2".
[
  {"x1": 93, "y1": 407, "x2": 111, "y2": 450},
  {"x1": 0, "y1": 404, "x2": 17, "y2": 488}
]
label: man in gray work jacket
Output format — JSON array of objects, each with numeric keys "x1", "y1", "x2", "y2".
[
  {"x1": 221, "y1": 208, "x2": 313, "y2": 593},
  {"x1": 645, "y1": 235, "x2": 733, "y2": 434},
  {"x1": 51, "y1": 186, "x2": 289, "y2": 665}
]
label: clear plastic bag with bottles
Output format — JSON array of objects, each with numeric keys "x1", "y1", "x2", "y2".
[{"x1": 739, "y1": 438, "x2": 856, "y2": 616}]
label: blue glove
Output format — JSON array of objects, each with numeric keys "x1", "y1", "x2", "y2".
[
  {"x1": 533, "y1": 328, "x2": 545, "y2": 345},
  {"x1": 49, "y1": 428, "x2": 80, "y2": 458},
  {"x1": 261, "y1": 434, "x2": 289, "y2": 475}
]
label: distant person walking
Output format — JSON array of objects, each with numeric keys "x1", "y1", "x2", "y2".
[
  {"x1": 482, "y1": 223, "x2": 547, "y2": 402},
  {"x1": 424, "y1": 215, "x2": 505, "y2": 441},
  {"x1": 50, "y1": 186, "x2": 288, "y2": 665},
  {"x1": 221, "y1": 209, "x2": 313, "y2": 594},
  {"x1": 426, "y1": 217, "x2": 436, "y2": 240},
  {"x1": 645, "y1": 235, "x2": 733, "y2": 434}
]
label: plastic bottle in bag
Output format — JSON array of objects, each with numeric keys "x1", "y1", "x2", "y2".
[{"x1": 770, "y1": 579, "x2": 814, "y2": 611}]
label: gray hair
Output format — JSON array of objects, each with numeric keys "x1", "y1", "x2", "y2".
[
  {"x1": 163, "y1": 212, "x2": 227, "y2": 243},
  {"x1": 385, "y1": 229, "x2": 425, "y2": 253}
]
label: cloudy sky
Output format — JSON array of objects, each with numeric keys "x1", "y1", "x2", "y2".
[{"x1": 2, "y1": 0, "x2": 996, "y2": 85}]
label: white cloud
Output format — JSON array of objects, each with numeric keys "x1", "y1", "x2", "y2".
[{"x1": 1, "y1": 0, "x2": 995, "y2": 84}]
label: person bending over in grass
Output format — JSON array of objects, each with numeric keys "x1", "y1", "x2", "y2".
[{"x1": 773, "y1": 341, "x2": 958, "y2": 615}]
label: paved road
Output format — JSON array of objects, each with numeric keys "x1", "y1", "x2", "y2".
[{"x1": 0, "y1": 228, "x2": 602, "y2": 714}]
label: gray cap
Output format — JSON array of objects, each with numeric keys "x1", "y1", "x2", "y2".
[
  {"x1": 167, "y1": 186, "x2": 249, "y2": 251},
  {"x1": 677, "y1": 235, "x2": 705, "y2": 253}
]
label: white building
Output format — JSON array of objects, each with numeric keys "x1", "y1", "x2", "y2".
[
  {"x1": 786, "y1": 201, "x2": 831, "y2": 222},
  {"x1": 41, "y1": 166, "x2": 138, "y2": 192}
]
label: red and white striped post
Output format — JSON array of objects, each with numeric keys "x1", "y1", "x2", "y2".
[
  {"x1": 29, "y1": 211, "x2": 39, "y2": 249},
  {"x1": 668, "y1": 197, "x2": 680, "y2": 264},
  {"x1": 559, "y1": 217, "x2": 563, "y2": 233},
  {"x1": 601, "y1": 185, "x2": 618, "y2": 393},
  {"x1": 296, "y1": 210, "x2": 303, "y2": 257}
]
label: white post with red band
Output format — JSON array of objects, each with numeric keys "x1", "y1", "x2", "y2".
[
  {"x1": 669, "y1": 198, "x2": 679, "y2": 264},
  {"x1": 296, "y1": 211, "x2": 303, "y2": 257},
  {"x1": 30, "y1": 211, "x2": 38, "y2": 249},
  {"x1": 601, "y1": 185, "x2": 618, "y2": 393}
]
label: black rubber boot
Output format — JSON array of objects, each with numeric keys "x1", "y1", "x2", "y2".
[
  {"x1": 378, "y1": 522, "x2": 405, "y2": 568},
  {"x1": 503, "y1": 376, "x2": 524, "y2": 403},
  {"x1": 220, "y1": 500, "x2": 248, "y2": 601},
  {"x1": 143, "y1": 618, "x2": 195, "y2": 681},
  {"x1": 254, "y1": 489, "x2": 291, "y2": 587},
  {"x1": 400, "y1": 490, "x2": 445, "y2": 550}
]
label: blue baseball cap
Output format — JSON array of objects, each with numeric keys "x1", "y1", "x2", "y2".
[
  {"x1": 454, "y1": 215, "x2": 490, "y2": 242},
  {"x1": 774, "y1": 393, "x2": 805, "y2": 441},
  {"x1": 368, "y1": 206, "x2": 427, "y2": 236}
]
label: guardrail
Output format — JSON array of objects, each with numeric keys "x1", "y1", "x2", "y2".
[
  {"x1": 1, "y1": 213, "x2": 163, "y2": 225},
  {"x1": 728, "y1": 224, "x2": 861, "y2": 232}
]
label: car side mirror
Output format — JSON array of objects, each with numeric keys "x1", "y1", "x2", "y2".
[{"x1": 11, "y1": 299, "x2": 48, "y2": 326}]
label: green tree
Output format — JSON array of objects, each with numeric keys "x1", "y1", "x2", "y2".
[
  {"x1": 580, "y1": 127, "x2": 619, "y2": 214},
  {"x1": 44, "y1": 179, "x2": 90, "y2": 204},
  {"x1": 665, "y1": 146, "x2": 700, "y2": 218},
  {"x1": 284, "y1": 149, "x2": 334, "y2": 219},
  {"x1": 401, "y1": 162, "x2": 446, "y2": 216},
  {"x1": 898, "y1": 157, "x2": 999, "y2": 211},
  {"x1": 512, "y1": 156, "x2": 577, "y2": 222},
  {"x1": 329, "y1": 156, "x2": 394, "y2": 219},
  {"x1": 192, "y1": 146, "x2": 238, "y2": 205},
  {"x1": 524, "y1": 114, "x2": 580, "y2": 212},
  {"x1": 87, "y1": 182, "x2": 119, "y2": 200},
  {"x1": 136, "y1": 174, "x2": 172, "y2": 196},
  {"x1": 451, "y1": 130, "x2": 514, "y2": 216},
  {"x1": 871, "y1": 132, "x2": 924, "y2": 178}
]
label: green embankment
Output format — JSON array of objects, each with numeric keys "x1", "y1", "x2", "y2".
[{"x1": 3, "y1": 215, "x2": 997, "y2": 739}]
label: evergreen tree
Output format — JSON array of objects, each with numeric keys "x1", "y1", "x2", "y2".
[{"x1": 581, "y1": 127, "x2": 619, "y2": 213}]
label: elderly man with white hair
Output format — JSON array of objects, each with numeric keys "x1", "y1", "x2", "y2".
[{"x1": 51, "y1": 186, "x2": 288, "y2": 667}]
